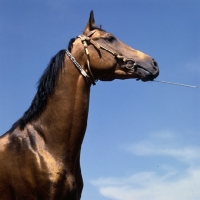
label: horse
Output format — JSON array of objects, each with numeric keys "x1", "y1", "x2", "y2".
[{"x1": 0, "y1": 11, "x2": 159, "y2": 200}]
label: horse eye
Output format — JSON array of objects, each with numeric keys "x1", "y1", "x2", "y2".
[{"x1": 105, "y1": 35, "x2": 116, "y2": 43}]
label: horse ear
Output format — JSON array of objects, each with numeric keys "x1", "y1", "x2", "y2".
[{"x1": 83, "y1": 10, "x2": 95, "y2": 35}]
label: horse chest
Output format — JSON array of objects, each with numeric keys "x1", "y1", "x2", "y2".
[{"x1": 1, "y1": 131, "x2": 76, "y2": 199}]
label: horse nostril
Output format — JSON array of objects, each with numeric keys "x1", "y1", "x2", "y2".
[
  {"x1": 151, "y1": 59, "x2": 159, "y2": 78},
  {"x1": 152, "y1": 59, "x2": 158, "y2": 70},
  {"x1": 153, "y1": 59, "x2": 157, "y2": 67}
]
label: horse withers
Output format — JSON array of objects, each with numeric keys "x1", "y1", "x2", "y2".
[{"x1": 0, "y1": 11, "x2": 159, "y2": 200}]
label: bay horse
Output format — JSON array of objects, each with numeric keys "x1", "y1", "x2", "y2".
[{"x1": 0, "y1": 11, "x2": 159, "y2": 200}]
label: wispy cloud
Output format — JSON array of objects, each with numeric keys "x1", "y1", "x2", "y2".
[
  {"x1": 125, "y1": 131, "x2": 200, "y2": 165},
  {"x1": 91, "y1": 131, "x2": 200, "y2": 200}
]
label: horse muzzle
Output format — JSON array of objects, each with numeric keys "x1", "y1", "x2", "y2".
[{"x1": 122, "y1": 58, "x2": 159, "y2": 81}]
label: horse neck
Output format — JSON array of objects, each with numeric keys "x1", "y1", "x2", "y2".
[{"x1": 32, "y1": 49, "x2": 91, "y2": 160}]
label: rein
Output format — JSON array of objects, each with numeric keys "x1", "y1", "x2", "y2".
[
  {"x1": 66, "y1": 31, "x2": 138, "y2": 85},
  {"x1": 153, "y1": 80, "x2": 200, "y2": 89}
]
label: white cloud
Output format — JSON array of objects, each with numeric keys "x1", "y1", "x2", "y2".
[
  {"x1": 93, "y1": 168, "x2": 200, "y2": 200},
  {"x1": 91, "y1": 131, "x2": 200, "y2": 200}
]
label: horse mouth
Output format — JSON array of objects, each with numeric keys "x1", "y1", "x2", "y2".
[{"x1": 135, "y1": 65, "x2": 159, "y2": 82}]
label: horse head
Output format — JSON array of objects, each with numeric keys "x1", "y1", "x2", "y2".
[{"x1": 74, "y1": 11, "x2": 159, "y2": 83}]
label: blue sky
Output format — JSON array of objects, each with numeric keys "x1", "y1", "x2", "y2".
[{"x1": 0, "y1": 1, "x2": 200, "y2": 199}]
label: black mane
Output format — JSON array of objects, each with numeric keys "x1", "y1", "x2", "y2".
[{"x1": 9, "y1": 49, "x2": 66, "y2": 132}]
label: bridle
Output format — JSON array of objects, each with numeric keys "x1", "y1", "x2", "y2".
[{"x1": 66, "y1": 30, "x2": 137, "y2": 85}]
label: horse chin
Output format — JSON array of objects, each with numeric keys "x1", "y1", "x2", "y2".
[
  {"x1": 99, "y1": 75, "x2": 115, "y2": 81},
  {"x1": 140, "y1": 77, "x2": 154, "y2": 82}
]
